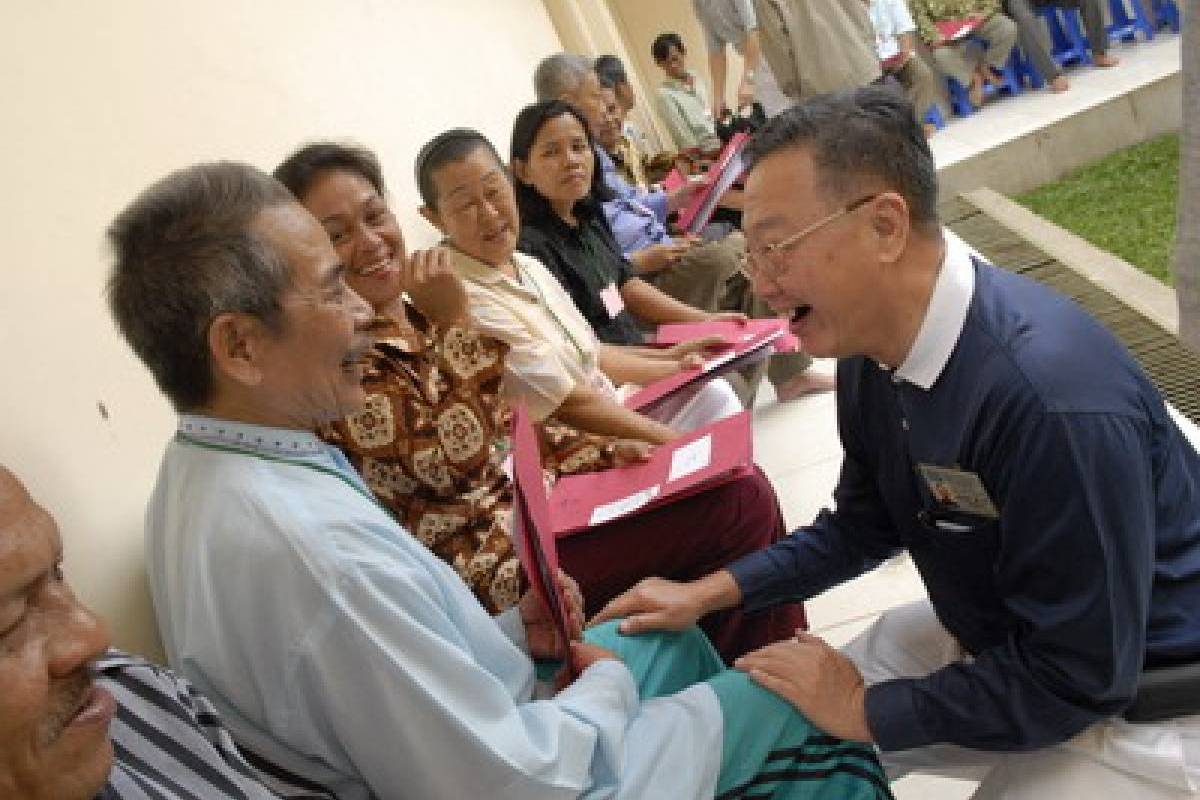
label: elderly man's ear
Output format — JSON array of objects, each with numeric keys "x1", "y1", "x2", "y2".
[
  {"x1": 207, "y1": 313, "x2": 269, "y2": 387},
  {"x1": 870, "y1": 192, "x2": 911, "y2": 265}
]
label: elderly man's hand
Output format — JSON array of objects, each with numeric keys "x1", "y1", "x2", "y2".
[
  {"x1": 403, "y1": 247, "x2": 469, "y2": 327},
  {"x1": 519, "y1": 569, "x2": 585, "y2": 660},
  {"x1": 735, "y1": 631, "x2": 874, "y2": 744}
]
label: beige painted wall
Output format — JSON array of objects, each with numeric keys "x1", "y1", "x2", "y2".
[{"x1": 0, "y1": 0, "x2": 561, "y2": 660}]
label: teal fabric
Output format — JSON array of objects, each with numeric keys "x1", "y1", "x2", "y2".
[
  {"x1": 585, "y1": 622, "x2": 893, "y2": 799},
  {"x1": 709, "y1": 669, "x2": 891, "y2": 799}
]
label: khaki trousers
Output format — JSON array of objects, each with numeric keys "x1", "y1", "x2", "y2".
[{"x1": 930, "y1": 13, "x2": 1019, "y2": 86}]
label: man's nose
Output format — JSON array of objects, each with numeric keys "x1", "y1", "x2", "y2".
[{"x1": 48, "y1": 597, "x2": 110, "y2": 679}]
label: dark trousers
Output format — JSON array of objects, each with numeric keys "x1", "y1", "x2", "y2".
[{"x1": 558, "y1": 465, "x2": 806, "y2": 664}]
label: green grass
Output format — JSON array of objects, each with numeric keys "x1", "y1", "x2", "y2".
[{"x1": 1015, "y1": 133, "x2": 1179, "y2": 284}]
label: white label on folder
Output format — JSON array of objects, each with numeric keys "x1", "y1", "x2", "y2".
[
  {"x1": 589, "y1": 485, "x2": 660, "y2": 525},
  {"x1": 668, "y1": 434, "x2": 712, "y2": 483},
  {"x1": 600, "y1": 283, "x2": 625, "y2": 319}
]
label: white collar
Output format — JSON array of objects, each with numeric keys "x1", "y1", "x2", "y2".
[
  {"x1": 892, "y1": 233, "x2": 976, "y2": 389},
  {"x1": 177, "y1": 414, "x2": 324, "y2": 457}
]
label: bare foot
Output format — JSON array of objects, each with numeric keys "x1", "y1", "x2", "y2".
[
  {"x1": 1050, "y1": 75, "x2": 1070, "y2": 92},
  {"x1": 774, "y1": 371, "x2": 836, "y2": 403},
  {"x1": 1093, "y1": 53, "x2": 1120, "y2": 68}
]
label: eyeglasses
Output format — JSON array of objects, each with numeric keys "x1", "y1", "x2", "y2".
[{"x1": 744, "y1": 194, "x2": 880, "y2": 278}]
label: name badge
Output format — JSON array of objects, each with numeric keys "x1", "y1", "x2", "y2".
[
  {"x1": 916, "y1": 463, "x2": 999, "y2": 519},
  {"x1": 600, "y1": 283, "x2": 625, "y2": 319}
]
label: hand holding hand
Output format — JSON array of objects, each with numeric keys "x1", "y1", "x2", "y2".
[{"x1": 735, "y1": 631, "x2": 874, "y2": 744}]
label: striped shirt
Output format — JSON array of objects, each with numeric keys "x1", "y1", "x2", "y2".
[{"x1": 93, "y1": 650, "x2": 331, "y2": 800}]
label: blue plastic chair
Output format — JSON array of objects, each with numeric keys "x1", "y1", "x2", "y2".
[
  {"x1": 1038, "y1": 6, "x2": 1091, "y2": 68},
  {"x1": 1152, "y1": 0, "x2": 1181, "y2": 33},
  {"x1": 945, "y1": 46, "x2": 1023, "y2": 116},
  {"x1": 1108, "y1": 0, "x2": 1156, "y2": 42}
]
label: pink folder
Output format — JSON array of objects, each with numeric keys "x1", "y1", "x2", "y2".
[
  {"x1": 652, "y1": 318, "x2": 799, "y2": 352},
  {"x1": 509, "y1": 404, "x2": 571, "y2": 648},
  {"x1": 625, "y1": 326, "x2": 788, "y2": 412},
  {"x1": 934, "y1": 16, "x2": 984, "y2": 44},
  {"x1": 674, "y1": 132, "x2": 749, "y2": 233},
  {"x1": 545, "y1": 411, "x2": 754, "y2": 536}
]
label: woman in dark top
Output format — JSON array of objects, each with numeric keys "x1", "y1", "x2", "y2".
[{"x1": 512, "y1": 101, "x2": 745, "y2": 348}]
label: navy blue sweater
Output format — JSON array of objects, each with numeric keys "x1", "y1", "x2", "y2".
[{"x1": 730, "y1": 261, "x2": 1200, "y2": 752}]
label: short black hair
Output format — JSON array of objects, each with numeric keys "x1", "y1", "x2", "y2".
[
  {"x1": 652, "y1": 33, "x2": 685, "y2": 63},
  {"x1": 509, "y1": 100, "x2": 612, "y2": 223},
  {"x1": 107, "y1": 162, "x2": 294, "y2": 411},
  {"x1": 594, "y1": 54, "x2": 628, "y2": 90},
  {"x1": 273, "y1": 142, "x2": 386, "y2": 203},
  {"x1": 414, "y1": 129, "x2": 504, "y2": 209},
  {"x1": 744, "y1": 86, "x2": 939, "y2": 229}
]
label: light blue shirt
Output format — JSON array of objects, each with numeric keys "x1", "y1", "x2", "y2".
[
  {"x1": 596, "y1": 147, "x2": 674, "y2": 257},
  {"x1": 145, "y1": 415, "x2": 722, "y2": 800}
]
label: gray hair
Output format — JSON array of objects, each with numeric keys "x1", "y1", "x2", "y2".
[
  {"x1": 744, "y1": 86, "x2": 939, "y2": 230},
  {"x1": 106, "y1": 162, "x2": 295, "y2": 411},
  {"x1": 533, "y1": 53, "x2": 594, "y2": 102}
]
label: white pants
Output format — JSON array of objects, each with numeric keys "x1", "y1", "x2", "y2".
[
  {"x1": 644, "y1": 378, "x2": 742, "y2": 432},
  {"x1": 842, "y1": 600, "x2": 1200, "y2": 798}
]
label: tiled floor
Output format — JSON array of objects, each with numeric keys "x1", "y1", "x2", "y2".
[{"x1": 746, "y1": 29, "x2": 1180, "y2": 799}]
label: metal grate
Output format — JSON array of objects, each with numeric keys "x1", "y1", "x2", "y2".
[{"x1": 943, "y1": 197, "x2": 1200, "y2": 426}]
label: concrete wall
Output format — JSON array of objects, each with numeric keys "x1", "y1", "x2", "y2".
[{"x1": 0, "y1": 0, "x2": 561, "y2": 660}]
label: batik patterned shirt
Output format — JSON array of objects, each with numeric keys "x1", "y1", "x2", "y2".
[{"x1": 322, "y1": 308, "x2": 623, "y2": 614}]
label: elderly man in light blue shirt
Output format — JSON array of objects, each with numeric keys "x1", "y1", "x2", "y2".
[{"x1": 106, "y1": 161, "x2": 890, "y2": 799}]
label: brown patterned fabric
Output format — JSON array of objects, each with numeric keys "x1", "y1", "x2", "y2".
[{"x1": 322, "y1": 307, "x2": 622, "y2": 614}]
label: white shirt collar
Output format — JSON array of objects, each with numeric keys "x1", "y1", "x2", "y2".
[
  {"x1": 177, "y1": 414, "x2": 324, "y2": 457},
  {"x1": 893, "y1": 233, "x2": 976, "y2": 389}
]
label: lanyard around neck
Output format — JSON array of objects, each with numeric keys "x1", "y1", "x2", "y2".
[
  {"x1": 516, "y1": 262, "x2": 589, "y2": 367},
  {"x1": 174, "y1": 432, "x2": 380, "y2": 508}
]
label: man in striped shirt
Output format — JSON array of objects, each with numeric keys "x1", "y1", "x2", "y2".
[{"x1": 0, "y1": 465, "x2": 327, "y2": 800}]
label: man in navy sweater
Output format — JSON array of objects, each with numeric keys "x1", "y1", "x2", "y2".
[{"x1": 595, "y1": 86, "x2": 1200, "y2": 797}]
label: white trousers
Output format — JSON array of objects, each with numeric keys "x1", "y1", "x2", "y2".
[
  {"x1": 644, "y1": 378, "x2": 743, "y2": 433},
  {"x1": 841, "y1": 599, "x2": 1200, "y2": 798}
]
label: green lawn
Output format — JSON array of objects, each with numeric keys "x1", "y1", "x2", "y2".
[{"x1": 1015, "y1": 133, "x2": 1179, "y2": 284}]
